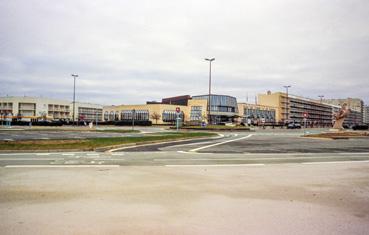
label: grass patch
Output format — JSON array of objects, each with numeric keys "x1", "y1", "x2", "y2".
[
  {"x1": 180, "y1": 125, "x2": 250, "y2": 130},
  {"x1": 0, "y1": 132, "x2": 216, "y2": 151}
]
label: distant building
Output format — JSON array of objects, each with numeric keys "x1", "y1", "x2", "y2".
[
  {"x1": 0, "y1": 96, "x2": 103, "y2": 122},
  {"x1": 323, "y1": 98, "x2": 364, "y2": 124},
  {"x1": 364, "y1": 106, "x2": 369, "y2": 124},
  {"x1": 237, "y1": 103, "x2": 277, "y2": 125},
  {"x1": 103, "y1": 94, "x2": 239, "y2": 125},
  {"x1": 162, "y1": 95, "x2": 192, "y2": 106},
  {"x1": 258, "y1": 91, "x2": 333, "y2": 127}
]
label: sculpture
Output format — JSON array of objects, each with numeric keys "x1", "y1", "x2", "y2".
[{"x1": 332, "y1": 103, "x2": 350, "y2": 130}]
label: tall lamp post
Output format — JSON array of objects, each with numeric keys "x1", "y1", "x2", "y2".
[
  {"x1": 318, "y1": 95, "x2": 324, "y2": 127},
  {"x1": 205, "y1": 58, "x2": 215, "y2": 125},
  {"x1": 283, "y1": 85, "x2": 291, "y2": 124},
  {"x1": 71, "y1": 74, "x2": 78, "y2": 125}
]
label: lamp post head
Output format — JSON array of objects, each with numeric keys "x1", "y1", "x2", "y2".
[
  {"x1": 71, "y1": 74, "x2": 78, "y2": 78},
  {"x1": 205, "y1": 58, "x2": 215, "y2": 62}
]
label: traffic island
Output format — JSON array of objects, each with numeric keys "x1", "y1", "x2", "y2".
[
  {"x1": 173, "y1": 125, "x2": 252, "y2": 131},
  {"x1": 303, "y1": 131, "x2": 369, "y2": 140},
  {"x1": 0, "y1": 132, "x2": 217, "y2": 152}
]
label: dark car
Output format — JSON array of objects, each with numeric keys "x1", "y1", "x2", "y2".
[
  {"x1": 287, "y1": 123, "x2": 302, "y2": 129},
  {"x1": 352, "y1": 125, "x2": 369, "y2": 130}
]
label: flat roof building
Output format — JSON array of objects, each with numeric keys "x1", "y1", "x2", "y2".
[
  {"x1": 103, "y1": 94, "x2": 239, "y2": 125},
  {"x1": 364, "y1": 106, "x2": 369, "y2": 125},
  {"x1": 0, "y1": 96, "x2": 103, "y2": 122}
]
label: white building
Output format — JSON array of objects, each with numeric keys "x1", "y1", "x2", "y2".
[{"x1": 0, "y1": 96, "x2": 103, "y2": 122}]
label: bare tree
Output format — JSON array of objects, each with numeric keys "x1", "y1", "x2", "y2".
[{"x1": 150, "y1": 112, "x2": 161, "y2": 124}]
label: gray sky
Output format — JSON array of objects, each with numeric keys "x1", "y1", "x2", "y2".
[{"x1": 1, "y1": 0, "x2": 368, "y2": 105}]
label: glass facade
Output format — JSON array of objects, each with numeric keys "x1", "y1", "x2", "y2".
[
  {"x1": 121, "y1": 110, "x2": 149, "y2": 121},
  {"x1": 244, "y1": 108, "x2": 276, "y2": 123},
  {"x1": 192, "y1": 95, "x2": 238, "y2": 114},
  {"x1": 162, "y1": 110, "x2": 183, "y2": 122},
  {"x1": 192, "y1": 95, "x2": 238, "y2": 123}
]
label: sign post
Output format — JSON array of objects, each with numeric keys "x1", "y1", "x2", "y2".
[
  {"x1": 176, "y1": 107, "x2": 180, "y2": 132},
  {"x1": 303, "y1": 112, "x2": 309, "y2": 129}
]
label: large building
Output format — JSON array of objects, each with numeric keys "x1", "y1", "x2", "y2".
[
  {"x1": 323, "y1": 98, "x2": 364, "y2": 124},
  {"x1": 364, "y1": 106, "x2": 369, "y2": 125},
  {"x1": 103, "y1": 94, "x2": 239, "y2": 125},
  {"x1": 0, "y1": 96, "x2": 103, "y2": 122},
  {"x1": 258, "y1": 91, "x2": 333, "y2": 127},
  {"x1": 237, "y1": 103, "x2": 277, "y2": 125},
  {"x1": 258, "y1": 91, "x2": 365, "y2": 127}
]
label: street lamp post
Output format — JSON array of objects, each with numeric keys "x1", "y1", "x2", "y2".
[
  {"x1": 283, "y1": 85, "x2": 291, "y2": 125},
  {"x1": 71, "y1": 74, "x2": 78, "y2": 126},
  {"x1": 318, "y1": 95, "x2": 324, "y2": 127},
  {"x1": 205, "y1": 58, "x2": 215, "y2": 125},
  {"x1": 132, "y1": 109, "x2": 136, "y2": 131}
]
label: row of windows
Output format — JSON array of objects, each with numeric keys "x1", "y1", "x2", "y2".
[
  {"x1": 190, "y1": 106, "x2": 203, "y2": 121},
  {"x1": 192, "y1": 95, "x2": 239, "y2": 113},
  {"x1": 104, "y1": 110, "x2": 150, "y2": 121},
  {"x1": 104, "y1": 110, "x2": 184, "y2": 122},
  {"x1": 244, "y1": 108, "x2": 276, "y2": 119}
]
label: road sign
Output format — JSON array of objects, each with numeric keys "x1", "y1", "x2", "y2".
[{"x1": 176, "y1": 107, "x2": 180, "y2": 113}]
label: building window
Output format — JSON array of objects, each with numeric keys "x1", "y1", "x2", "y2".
[
  {"x1": 121, "y1": 110, "x2": 149, "y2": 121},
  {"x1": 162, "y1": 110, "x2": 183, "y2": 122},
  {"x1": 190, "y1": 106, "x2": 202, "y2": 121},
  {"x1": 109, "y1": 111, "x2": 115, "y2": 121}
]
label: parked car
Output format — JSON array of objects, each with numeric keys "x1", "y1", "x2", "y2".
[
  {"x1": 287, "y1": 123, "x2": 302, "y2": 129},
  {"x1": 352, "y1": 125, "x2": 369, "y2": 130}
]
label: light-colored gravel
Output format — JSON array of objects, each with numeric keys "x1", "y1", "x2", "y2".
[{"x1": 1, "y1": 162, "x2": 369, "y2": 235}]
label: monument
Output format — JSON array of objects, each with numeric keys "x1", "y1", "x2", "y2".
[{"x1": 332, "y1": 103, "x2": 350, "y2": 131}]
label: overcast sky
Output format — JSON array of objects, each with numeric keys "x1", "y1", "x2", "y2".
[{"x1": 1, "y1": 0, "x2": 368, "y2": 105}]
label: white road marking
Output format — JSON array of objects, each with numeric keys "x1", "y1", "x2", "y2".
[
  {"x1": 3, "y1": 139, "x2": 14, "y2": 141},
  {"x1": 36, "y1": 153, "x2": 50, "y2": 156},
  {"x1": 4, "y1": 165, "x2": 120, "y2": 168},
  {"x1": 111, "y1": 153, "x2": 125, "y2": 156},
  {"x1": 87, "y1": 153, "x2": 99, "y2": 156},
  {"x1": 190, "y1": 134, "x2": 253, "y2": 152},
  {"x1": 0, "y1": 158, "x2": 57, "y2": 160},
  {"x1": 62, "y1": 153, "x2": 75, "y2": 156},
  {"x1": 166, "y1": 141, "x2": 215, "y2": 148},
  {"x1": 302, "y1": 160, "x2": 369, "y2": 165},
  {"x1": 165, "y1": 164, "x2": 265, "y2": 167}
]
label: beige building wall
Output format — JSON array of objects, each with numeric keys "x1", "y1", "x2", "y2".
[
  {"x1": 258, "y1": 92, "x2": 285, "y2": 122},
  {"x1": 103, "y1": 104, "x2": 189, "y2": 124},
  {"x1": 103, "y1": 99, "x2": 209, "y2": 125}
]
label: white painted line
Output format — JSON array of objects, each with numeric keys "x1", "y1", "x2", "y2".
[
  {"x1": 36, "y1": 153, "x2": 50, "y2": 156},
  {"x1": 4, "y1": 165, "x2": 120, "y2": 168},
  {"x1": 0, "y1": 158, "x2": 58, "y2": 161},
  {"x1": 87, "y1": 153, "x2": 99, "y2": 156},
  {"x1": 165, "y1": 164, "x2": 265, "y2": 167},
  {"x1": 302, "y1": 160, "x2": 369, "y2": 165},
  {"x1": 111, "y1": 153, "x2": 125, "y2": 156},
  {"x1": 190, "y1": 134, "x2": 253, "y2": 152},
  {"x1": 3, "y1": 139, "x2": 14, "y2": 141},
  {"x1": 167, "y1": 141, "x2": 215, "y2": 148},
  {"x1": 62, "y1": 153, "x2": 75, "y2": 156}
]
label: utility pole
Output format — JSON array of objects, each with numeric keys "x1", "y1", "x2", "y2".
[
  {"x1": 318, "y1": 95, "x2": 324, "y2": 127},
  {"x1": 283, "y1": 85, "x2": 291, "y2": 124},
  {"x1": 205, "y1": 58, "x2": 215, "y2": 125},
  {"x1": 71, "y1": 74, "x2": 78, "y2": 126}
]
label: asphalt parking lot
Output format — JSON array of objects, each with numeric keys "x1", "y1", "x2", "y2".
[{"x1": 119, "y1": 131, "x2": 369, "y2": 154}]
